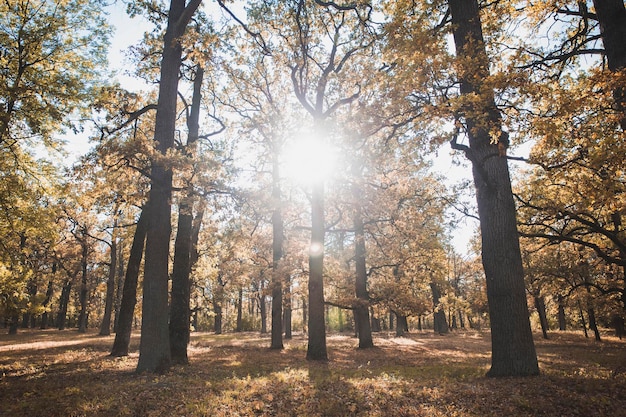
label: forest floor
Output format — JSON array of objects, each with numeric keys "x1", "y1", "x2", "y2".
[{"x1": 0, "y1": 329, "x2": 625, "y2": 416}]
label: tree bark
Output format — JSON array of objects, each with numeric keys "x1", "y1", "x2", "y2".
[
  {"x1": 137, "y1": 0, "x2": 201, "y2": 374},
  {"x1": 307, "y1": 182, "x2": 328, "y2": 360},
  {"x1": 169, "y1": 66, "x2": 203, "y2": 365},
  {"x1": 448, "y1": 0, "x2": 539, "y2": 377},
  {"x1": 111, "y1": 209, "x2": 148, "y2": 357}
]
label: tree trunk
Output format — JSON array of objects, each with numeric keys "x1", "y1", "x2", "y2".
[
  {"x1": 370, "y1": 307, "x2": 381, "y2": 332},
  {"x1": 100, "y1": 235, "x2": 117, "y2": 336},
  {"x1": 56, "y1": 279, "x2": 72, "y2": 330},
  {"x1": 449, "y1": 0, "x2": 539, "y2": 377},
  {"x1": 586, "y1": 288, "x2": 602, "y2": 341},
  {"x1": 302, "y1": 296, "x2": 307, "y2": 334},
  {"x1": 40, "y1": 277, "x2": 54, "y2": 330},
  {"x1": 307, "y1": 182, "x2": 327, "y2": 360},
  {"x1": 271, "y1": 141, "x2": 284, "y2": 348},
  {"x1": 431, "y1": 281, "x2": 449, "y2": 334},
  {"x1": 558, "y1": 295, "x2": 567, "y2": 331},
  {"x1": 169, "y1": 66, "x2": 203, "y2": 365},
  {"x1": 137, "y1": 0, "x2": 200, "y2": 374},
  {"x1": 578, "y1": 300, "x2": 589, "y2": 338},
  {"x1": 236, "y1": 287, "x2": 243, "y2": 332},
  {"x1": 396, "y1": 314, "x2": 408, "y2": 337},
  {"x1": 592, "y1": 0, "x2": 626, "y2": 129},
  {"x1": 283, "y1": 279, "x2": 292, "y2": 339},
  {"x1": 352, "y1": 166, "x2": 374, "y2": 348},
  {"x1": 213, "y1": 302, "x2": 223, "y2": 335},
  {"x1": 113, "y1": 245, "x2": 125, "y2": 334},
  {"x1": 534, "y1": 295, "x2": 549, "y2": 339},
  {"x1": 260, "y1": 291, "x2": 267, "y2": 334},
  {"x1": 77, "y1": 239, "x2": 89, "y2": 333},
  {"x1": 111, "y1": 209, "x2": 148, "y2": 357}
]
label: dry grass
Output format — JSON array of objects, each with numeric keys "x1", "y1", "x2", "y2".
[{"x1": 0, "y1": 329, "x2": 624, "y2": 416}]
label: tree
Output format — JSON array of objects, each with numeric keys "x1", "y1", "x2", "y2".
[
  {"x1": 0, "y1": 0, "x2": 109, "y2": 157},
  {"x1": 136, "y1": 0, "x2": 202, "y2": 373},
  {"x1": 446, "y1": 0, "x2": 539, "y2": 377}
]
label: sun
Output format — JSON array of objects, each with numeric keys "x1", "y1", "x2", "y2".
[{"x1": 282, "y1": 135, "x2": 338, "y2": 186}]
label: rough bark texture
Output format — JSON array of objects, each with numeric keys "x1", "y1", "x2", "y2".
[
  {"x1": 110, "y1": 209, "x2": 148, "y2": 357},
  {"x1": 448, "y1": 0, "x2": 539, "y2": 377},
  {"x1": 307, "y1": 182, "x2": 328, "y2": 361},
  {"x1": 137, "y1": 0, "x2": 201, "y2": 373},
  {"x1": 169, "y1": 66, "x2": 203, "y2": 365}
]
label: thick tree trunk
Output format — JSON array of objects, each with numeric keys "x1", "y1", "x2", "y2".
[
  {"x1": 271, "y1": 144, "x2": 284, "y2": 349},
  {"x1": 449, "y1": 0, "x2": 539, "y2": 377},
  {"x1": 431, "y1": 281, "x2": 449, "y2": 334},
  {"x1": 100, "y1": 235, "x2": 117, "y2": 336},
  {"x1": 592, "y1": 0, "x2": 626, "y2": 129},
  {"x1": 169, "y1": 66, "x2": 203, "y2": 365},
  {"x1": 307, "y1": 182, "x2": 327, "y2": 360},
  {"x1": 396, "y1": 314, "x2": 408, "y2": 337},
  {"x1": 137, "y1": 0, "x2": 200, "y2": 373},
  {"x1": 111, "y1": 209, "x2": 148, "y2": 357}
]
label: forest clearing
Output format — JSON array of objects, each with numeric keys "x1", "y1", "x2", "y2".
[{"x1": 1, "y1": 329, "x2": 625, "y2": 416}]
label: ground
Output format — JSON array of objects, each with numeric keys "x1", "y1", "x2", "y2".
[{"x1": 0, "y1": 329, "x2": 624, "y2": 416}]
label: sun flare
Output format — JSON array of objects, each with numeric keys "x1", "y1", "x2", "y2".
[{"x1": 282, "y1": 136, "x2": 338, "y2": 185}]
